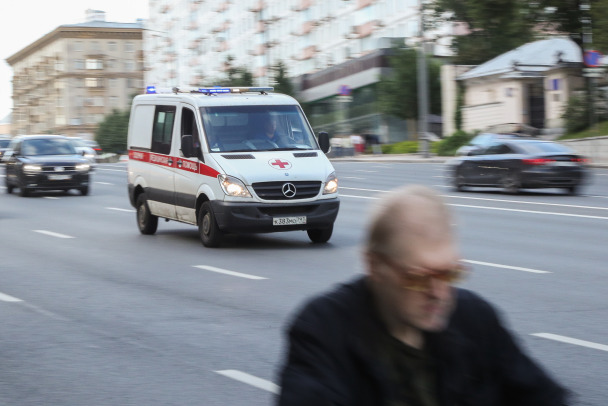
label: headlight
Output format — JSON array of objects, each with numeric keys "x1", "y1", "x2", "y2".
[
  {"x1": 76, "y1": 163, "x2": 91, "y2": 172},
  {"x1": 323, "y1": 171, "x2": 338, "y2": 195},
  {"x1": 218, "y1": 174, "x2": 251, "y2": 197},
  {"x1": 23, "y1": 164, "x2": 42, "y2": 174}
]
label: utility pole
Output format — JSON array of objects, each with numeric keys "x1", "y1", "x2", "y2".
[
  {"x1": 581, "y1": 0, "x2": 594, "y2": 132},
  {"x1": 417, "y1": 0, "x2": 430, "y2": 158}
]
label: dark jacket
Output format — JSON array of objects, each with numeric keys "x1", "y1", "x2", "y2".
[{"x1": 277, "y1": 276, "x2": 568, "y2": 406}]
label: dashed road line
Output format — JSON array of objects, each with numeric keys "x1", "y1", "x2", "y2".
[
  {"x1": 193, "y1": 265, "x2": 267, "y2": 280},
  {"x1": 463, "y1": 259, "x2": 550, "y2": 274},
  {"x1": 443, "y1": 194, "x2": 608, "y2": 211},
  {"x1": 107, "y1": 207, "x2": 135, "y2": 213},
  {"x1": 532, "y1": 333, "x2": 608, "y2": 352},
  {"x1": 33, "y1": 230, "x2": 75, "y2": 239},
  {"x1": 43, "y1": 196, "x2": 60, "y2": 200},
  {"x1": 450, "y1": 203, "x2": 608, "y2": 220},
  {"x1": 95, "y1": 181, "x2": 113, "y2": 185},
  {"x1": 342, "y1": 176, "x2": 366, "y2": 180},
  {"x1": 0, "y1": 292, "x2": 23, "y2": 302},
  {"x1": 215, "y1": 370, "x2": 280, "y2": 394},
  {"x1": 95, "y1": 168, "x2": 126, "y2": 172}
]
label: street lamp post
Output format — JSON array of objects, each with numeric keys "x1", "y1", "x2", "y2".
[{"x1": 417, "y1": 0, "x2": 430, "y2": 158}]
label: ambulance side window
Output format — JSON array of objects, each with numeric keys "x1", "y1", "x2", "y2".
[
  {"x1": 181, "y1": 108, "x2": 201, "y2": 149},
  {"x1": 151, "y1": 106, "x2": 176, "y2": 155}
]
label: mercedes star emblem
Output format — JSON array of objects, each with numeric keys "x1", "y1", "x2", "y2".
[{"x1": 282, "y1": 182, "x2": 297, "y2": 198}]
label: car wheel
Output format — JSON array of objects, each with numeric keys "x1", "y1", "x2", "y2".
[
  {"x1": 5, "y1": 178, "x2": 13, "y2": 194},
  {"x1": 453, "y1": 169, "x2": 466, "y2": 192},
  {"x1": 79, "y1": 186, "x2": 90, "y2": 196},
  {"x1": 136, "y1": 193, "x2": 158, "y2": 235},
  {"x1": 198, "y1": 201, "x2": 222, "y2": 248},
  {"x1": 501, "y1": 172, "x2": 520, "y2": 194},
  {"x1": 19, "y1": 182, "x2": 30, "y2": 197},
  {"x1": 566, "y1": 185, "x2": 579, "y2": 196},
  {"x1": 307, "y1": 224, "x2": 333, "y2": 244}
]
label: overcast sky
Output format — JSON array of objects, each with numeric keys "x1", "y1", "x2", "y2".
[{"x1": 0, "y1": 0, "x2": 149, "y2": 121}]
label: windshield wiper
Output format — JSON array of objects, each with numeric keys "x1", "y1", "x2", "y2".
[{"x1": 268, "y1": 147, "x2": 313, "y2": 151}]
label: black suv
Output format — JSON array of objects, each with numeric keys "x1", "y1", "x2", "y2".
[{"x1": 3, "y1": 135, "x2": 92, "y2": 196}]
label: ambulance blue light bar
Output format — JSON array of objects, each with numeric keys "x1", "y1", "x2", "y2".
[{"x1": 145, "y1": 86, "x2": 274, "y2": 95}]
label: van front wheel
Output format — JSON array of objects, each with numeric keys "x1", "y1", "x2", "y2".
[
  {"x1": 136, "y1": 193, "x2": 158, "y2": 235},
  {"x1": 307, "y1": 224, "x2": 333, "y2": 244},
  {"x1": 198, "y1": 201, "x2": 222, "y2": 247}
]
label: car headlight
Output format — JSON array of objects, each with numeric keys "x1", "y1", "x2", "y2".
[
  {"x1": 23, "y1": 164, "x2": 42, "y2": 174},
  {"x1": 323, "y1": 171, "x2": 338, "y2": 195},
  {"x1": 76, "y1": 163, "x2": 91, "y2": 172},
  {"x1": 218, "y1": 174, "x2": 251, "y2": 197}
]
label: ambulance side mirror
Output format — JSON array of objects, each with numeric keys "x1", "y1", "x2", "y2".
[
  {"x1": 318, "y1": 131, "x2": 330, "y2": 154},
  {"x1": 181, "y1": 134, "x2": 194, "y2": 158}
]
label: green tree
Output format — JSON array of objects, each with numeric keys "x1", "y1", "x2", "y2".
[
  {"x1": 271, "y1": 61, "x2": 295, "y2": 96},
  {"x1": 95, "y1": 109, "x2": 130, "y2": 153},
  {"x1": 220, "y1": 55, "x2": 254, "y2": 87},
  {"x1": 428, "y1": 0, "x2": 535, "y2": 64},
  {"x1": 377, "y1": 48, "x2": 442, "y2": 121}
]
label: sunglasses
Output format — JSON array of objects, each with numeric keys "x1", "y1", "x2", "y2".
[{"x1": 377, "y1": 254, "x2": 468, "y2": 292}]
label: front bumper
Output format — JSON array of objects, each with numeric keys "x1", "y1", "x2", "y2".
[
  {"x1": 211, "y1": 198, "x2": 340, "y2": 233},
  {"x1": 20, "y1": 172, "x2": 90, "y2": 190}
]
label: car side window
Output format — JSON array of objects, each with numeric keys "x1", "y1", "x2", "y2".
[
  {"x1": 485, "y1": 143, "x2": 510, "y2": 155},
  {"x1": 151, "y1": 105, "x2": 176, "y2": 155}
]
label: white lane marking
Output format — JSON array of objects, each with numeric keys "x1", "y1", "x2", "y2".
[
  {"x1": 43, "y1": 196, "x2": 60, "y2": 200},
  {"x1": 193, "y1": 265, "x2": 267, "y2": 280},
  {"x1": 532, "y1": 333, "x2": 608, "y2": 352},
  {"x1": 433, "y1": 175, "x2": 449, "y2": 178},
  {"x1": 343, "y1": 187, "x2": 608, "y2": 211},
  {"x1": 95, "y1": 168, "x2": 126, "y2": 172},
  {"x1": 354, "y1": 170, "x2": 377, "y2": 173},
  {"x1": 443, "y1": 194, "x2": 608, "y2": 211},
  {"x1": 215, "y1": 370, "x2": 280, "y2": 394},
  {"x1": 342, "y1": 176, "x2": 366, "y2": 180},
  {"x1": 0, "y1": 292, "x2": 23, "y2": 302},
  {"x1": 95, "y1": 181, "x2": 113, "y2": 185},
  {"x1": 107, "y1": 207, "x2": 135, "y2": 213},
  {"x1": 341, "y1": 195, "x2": 608, "y2": 219},
  {"x1": 450, "y1": 203, "x2": 608, "y2": 220},
  {"x1": 463, "y1": 259, "x2": 550, "y2": 274},
  {"x1": 33, "y1": 230, "x2": 75, "y2": 239},
  {"x1": 433, "y1": 184, "x2": 451, "y2": 188},
  {"x1": 585, "y1": 194, "x2": 608, "y2": 199}
]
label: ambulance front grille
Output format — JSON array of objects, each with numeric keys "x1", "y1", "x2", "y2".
[{"x1": 252, "y1": 181, "x2": 321, "y2": 200}]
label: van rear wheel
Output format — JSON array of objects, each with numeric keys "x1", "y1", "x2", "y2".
[
  {"x1": 307, "y1": 224, "x2": 333, "y2": 244},
  {"x1": 136, "y1": 193, "x2": 158, "y2": 235},
  {"x1": 198, "y1": 201, "x2": 222, "y2": 248}
]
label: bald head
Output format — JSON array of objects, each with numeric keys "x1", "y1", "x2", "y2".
[{"x1": 365, "y1": 185, "x2": 454, "y2": 260}]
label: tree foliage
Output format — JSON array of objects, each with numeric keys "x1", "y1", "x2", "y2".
[
  {"x1": 271, "y1": 61, "x2": 295, "y2": 96},
  {"x1": 95, "y1": 109, "x2": 130, "y2": 154},
  {"x1": 428, "y1": 0, "x2": 608, "y2": 63},
  {"x1": 377, "y1": 48, "x2": 442, "y2": 121},
  {"x1": 219, "y1": 55, "x2": 254, "y2": 87}
]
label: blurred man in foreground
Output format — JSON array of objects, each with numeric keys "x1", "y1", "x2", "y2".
[{"x1": 277, "y1": 185, "x2": 568, "y2": 406}]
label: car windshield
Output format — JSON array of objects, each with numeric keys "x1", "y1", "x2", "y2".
[
  {"x1": 21, "y1": 138, "x2": 76, "y2": 156},
  {"x1": 0, "y1": 139, "x2": 10, "y2": 148},
  {"x1": 515, "y1": 141, "x2": 572, "y2": 154},
  {"x1": 200, "y1": 105, "x2": 318, "y2": 152}
]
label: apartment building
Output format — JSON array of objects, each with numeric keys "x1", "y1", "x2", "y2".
[
  {"x1": 6, "y1": 10, "x2": 144, "y2": 138},
  {"x1": 146, "y1": 0, "x2": 452, "y2": 140}
]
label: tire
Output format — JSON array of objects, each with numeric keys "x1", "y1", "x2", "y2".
[
  {"x1": 453, "y1": 169, "x2": 465, "y2": 192},
  {"x1": 501, "y1": 171, "x2": 520, "y2": 194},
  {"x1": 198, "y1": 201, "x2": 222, "y2": 247},
  {"x1": 80, "y1": 186, "x2": 90, "y2": 196},
  {"x1": 307, "y1": 224, "x2": 333, "y2": 244},
  {"x1": 19, "y1": 181, "x2": 30, "y2": 197},
  {"x1": 136, "y1": 193, "x2": 158, "y2": 235},
  {"x1": 6, "y1": 178, "x2": 13, "y2": 194},
  {"x1": 566, "y1": 185, "x2": 579, "y2": 196}
]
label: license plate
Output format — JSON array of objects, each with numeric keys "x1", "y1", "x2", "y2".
[
  {"x1": 273, "y1": 216, "x2": 307, "y2": 226},
  {"x1": 48, "y1": 174, "x2": 72, "y2": 180},
  {"x1": 551, "y1": 161, "x2": 575, "y2": 167}
]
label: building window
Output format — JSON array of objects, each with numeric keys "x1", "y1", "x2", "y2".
[
  {"x1": 91, "y1": 41, "x2": 101, "y2": 52},
  {"x1": 73, "y1": 41, "x2": 83, "y2": 52},
  {"x1": 125, "y1": 41, "x2": 135, "y2": 52},
  {"x1": 109, "y1": 78, "x2": 118, "y2": 88},
  {"x1": 108, "y1": 41, "x2": 117, "y2": 51},
  {"x1": 86, "y1": 59, "x2": 103, "y2": 70},
  {"x1": 85, "y1": 78, "x2": 104, "y2": 88},
  {"x1": 125, "y1": 61, "x2": 135, "y2": 71},
  {"x1": 110, "y1": 96, "x2": 119, "y2": 107},
  {"x1": 74, "y1": 59, "x2": 85, "y2": 70}
]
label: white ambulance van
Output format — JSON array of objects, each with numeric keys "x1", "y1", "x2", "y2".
[{"x1": 127, "y1": 86, "x2": 339, "y2": 247}]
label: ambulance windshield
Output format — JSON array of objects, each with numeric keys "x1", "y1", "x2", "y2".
[{"x1": 200, "y1": 105, "x2": 319, "y2": 152}]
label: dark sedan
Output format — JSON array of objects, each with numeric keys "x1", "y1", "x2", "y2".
[
  {"x1": 3, "y1": 135, "x2": 91, "y2": 196},
  {"x1": 449, "y1": 139, "x2": 588, "y2": 195}
]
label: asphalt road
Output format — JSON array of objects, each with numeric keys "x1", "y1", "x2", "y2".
[{"x1": 1, "y1": 161, "x2": 607, "y2": 406}]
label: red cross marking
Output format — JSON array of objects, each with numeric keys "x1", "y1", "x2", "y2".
[{"x1": 270, "y1": 159, "x2": 290, "y2": 169}]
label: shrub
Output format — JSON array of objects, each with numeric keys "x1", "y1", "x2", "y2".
[
  {"x1": 434, "y1": 130, "x2": 475, "y2": 156},
  {"x1": 381, "y1": 141, "x2": 419, "y2": 154}
]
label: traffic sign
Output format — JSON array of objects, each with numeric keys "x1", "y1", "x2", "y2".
[
  {"x1": 584, "y1": 50, "x2": 602, "y2": 67},
  {"x1": 338, "y1": 85, "x2": 351, "y2": 96}
]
